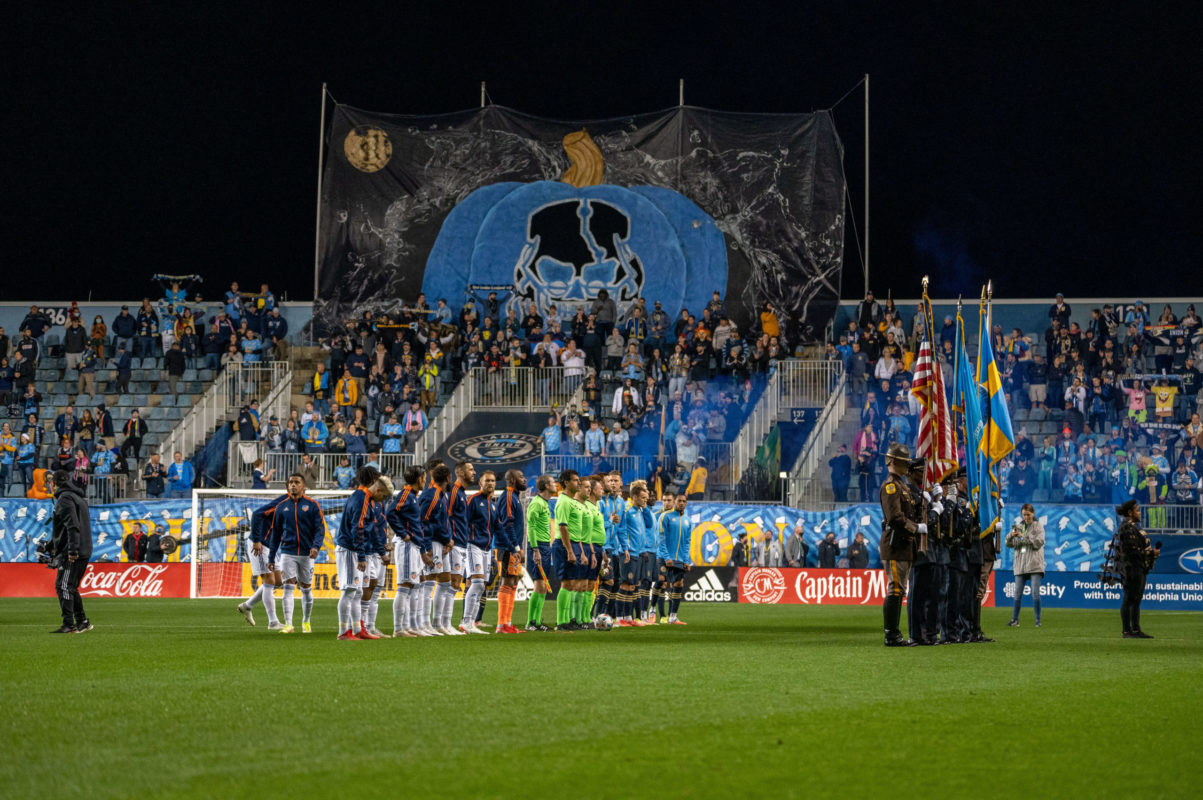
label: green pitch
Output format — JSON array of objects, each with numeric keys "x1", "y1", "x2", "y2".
[{"x1": 1, "y1": 600, "x2": 1198, "y2": 799}]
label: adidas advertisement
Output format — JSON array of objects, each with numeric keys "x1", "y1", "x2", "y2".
[{"x1": 683, "y1": 567, "x2": 738, "y2": 603}]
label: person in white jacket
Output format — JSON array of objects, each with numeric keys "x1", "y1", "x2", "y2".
[{"x1": 1006, "y1": 503, "x2": 1046, "y2": 627}]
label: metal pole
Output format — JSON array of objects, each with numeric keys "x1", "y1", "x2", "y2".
[
  {"x1": 313, "y1": 82, "x2": 328, "y2": 302},
  {"x1": 480, "y1": 81, "x2": 486, "y2": 108},
  {"x1": 864, "y1": 74, "x2": 870, "y2": 294},
  {"x1": 679, "y1": 78, "x2": 685, "y2": 106}
]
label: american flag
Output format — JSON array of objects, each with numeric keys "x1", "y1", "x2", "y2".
[{"x1": 911, "y1": 333, "x2": 958, "y2": 486}]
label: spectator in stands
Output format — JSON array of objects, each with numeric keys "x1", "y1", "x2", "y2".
[
  {"x1": 179, "y1": 326, "x2": 199, "y2": 368},
  {"x1": 136, "y1": 300, "x2": 160, "y2": 358},
  {"x1": 541, "y1": 410, "x2": 561, "y2": 455},
  {"x1": 12, "y1": 352, "x2": 34, "y2": 394},
  {"x1": 1009, "y1": 455, "x2": 1036, "y2": 504},
  {"x1": 52, "y1": 405, "x2": 76, "y2": 447},
  {"x1": 91, "y1": 440, "x2": 115, "y2": 502},
  {"x1": 620, "y1": 342, "x2": 644, "y2": 382},
  {"x1": 604, "y1": 327, "x2": 625, "y2": 372},
  {"x1": 0, "y1": 327, "x2": 8, "y2": 361},
  {"x1": 164, "y1": 342, "x2": 186, "y2": 394},
  {"x1": 856, "y1": 448, "x2": 876, "y2": 502},
  {"x1": 143, "y1": 522, "x2": 166, "y2": 563},
  {"x1": 760, "y1": 301, "x2": 780, "y2": 340},
  {"x1": 93, "y1": 403, "x2": 114, "y2": 450},
  {"x1": 70, "y1": 448, "x2": 89, "y2": 487},
  {"x1": 19, "y1": 306, "x2": 51, "y2": 340},
  {"x1": 260, "y1": 415, "x2": 282, "y2": 449},
  {"x1": 251, "y1": 458, "x2": 275, "y2": 489},
  {"x1": 418, "y1": 355, "x2": 438, "y2": 411},
  {"x1": 848, "y1": 531, "x2": 870, "y2": 569},
  {"x1": 167, "y1": 451, "x2": 194, "y2": 499},
  {"x1": 684, "y1": 457, "x2": 707, "y2": 500},
  {"x1": 120, "y1": 410, "x2": 147, "y2": 460},
  {"x1": 1062, "y1": 463, "x2": 1084, "y2": 503},
  {"x1": 0, "y1": 357, "x2": 12, "y2": 409},
  {"x1": 675, "y1": 428, "x2": 699, "y2": 470},
  {"x1": 302, "y1": 414, "x2": 328, "y2": 453},
  {"x1": 828, "y1": 444, "x2": 851, "y2": 502},
  {"x1": 0, "y1": 423, "x2": 15, "y2": 494},
  {"x1": 14, "y1": 433, "x2": 36, "y2": 490},
  {"x1": 142, "y1": 452, "x2": 167, "y2": 498},
  {"x1": 731, "y1": 531, "x2": 750, "y2": 567},
  {"x1": 298, "y1": 453, "x2": 319, "y2": 488},
  {"x1": 280, "y1": 419, "x2": 302, "y2": 453},
  {"x1": 345, "y1": 424, "x2": 367, "y2": 456},
  {"x1": 855, "y1": 291, "x2": 879, "y2": 330},
  {"x1": 123, "y1": 523, "x2": 149, "y2": 562},
  {"x1": 60, "y1": 316, "x2": 86, "y2": 371},
  {"x1": 21, "y1": 384, "x2": 42, "y2": 421},
  {"x1": 111, "y1": 305, "x2": 136, "y2": 355},
  {"x1": 784, "y1": 522, "x2": 809, "y2": 567},
  {"x1": 334, "y1": 367, "x2": 359, "y2": 408},
  {"x1": 379, "y1": 414, "x2": 403, "y2": 453},
  {"x1": 201, "y1": 323, "x2": 224, "y2": 370},
  {"x1": 590, "y1": 289, "x2": 617, "y2": 340},
  {"x1": 75, "y1": 410, "x2": 96, "y2": 458},
  {"x1": 16, "y1": 328, "x2": 40, "y2": 367},
  {"x1": 112, "y1": 344, "x2": 132, "y2": 394},
  {"x1": 818, "y1": 532, "x2": 840, "y2": 568}
]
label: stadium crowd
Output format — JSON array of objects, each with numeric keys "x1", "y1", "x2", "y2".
[{"x1": 828, "y1": 293, "x2": 1203, "y2": 511}]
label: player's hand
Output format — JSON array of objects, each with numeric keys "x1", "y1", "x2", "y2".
[
  {"x1": 268, "y1": 562, "x2": 276, "y2": 572},
  {"x1": 357, "y1": 560, "x2": 366, "y2": 572},
  {"x1": 252, "y1": 542, "x2": 263, "y2": 556},
  {"x1": 591, "y1": 555, "x2": 597, "y2": 569},
  {"x1": 421, "y1": 552, "x2": 434, "y2": 567},
  {"x1": 611, "y1": 513, "x2": 620, "y2": 524},
  {"x1": 532, "y1": 550, "x2": 541, "y2": 565},
  {"x1": 68, "y1": 554, "x2": 77, "y2": 563},
  {"x1": 623, "y1": 552, "x2": 630, "y2": 563},
  {"x1": 666, "y1": 559, "x2": 675, "y2": 569},
  {"x1": 309, "y1": 548, "x2": 318, "y2": 559},
  {"x1": 567, "y1": 551, "x2": 577, "y2": 564}
]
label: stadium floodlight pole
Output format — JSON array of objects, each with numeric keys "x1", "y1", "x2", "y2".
[
  {"x1": 679, "y1": 78, "x2": 684, "y2": 106},
  {"x1": 864, "y1": 73, "x2": 870, "y2": 295},
  {"x1": 313, "y1": 82, "x2": 328, "y2": 303},
  {"x1": 190, "y1": 489, "x2": 199, "y2": 599},
  {"x1": 481, "y1": 81, "x2": 486, "y2": 108}
]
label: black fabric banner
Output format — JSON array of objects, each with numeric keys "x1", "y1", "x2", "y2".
[{"x1": 317, "y1": 104, "x2": 845, "y2": 340}]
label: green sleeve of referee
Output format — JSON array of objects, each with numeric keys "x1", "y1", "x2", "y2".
[{"x1": 526, "y1": 497, "x2": 551, "y2": 544}]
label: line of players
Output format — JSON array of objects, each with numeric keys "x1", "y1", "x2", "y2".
[{"x1": 235, "y1": 461, "x2": 696, "y2": 637}]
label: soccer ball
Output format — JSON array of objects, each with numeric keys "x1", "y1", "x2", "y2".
[{"x1": 596, "y1": 614, "x2": 614, "y2": 631}]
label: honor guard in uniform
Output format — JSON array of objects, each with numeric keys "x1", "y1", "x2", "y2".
[
  {"x1": 974, "y1": 502, "x2": 1000, "y2": 642},
  {"x1": 906, "y1": 458, "x2": 947, "y2": 645},
  {"x1": 945, "y1": 467, "x2": 976, "y2": 643},
  {"x1": 1114, "y1": 499, "x2": 1160, "y2": 638},
  {"x1": 879, "y1": 444, "x2": 924, "y2": 647},
  {"x1": 931, "y1": 472, "x2": 956, "y2": 644}
]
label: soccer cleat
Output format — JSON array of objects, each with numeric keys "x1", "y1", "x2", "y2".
[
  {"x1": 1133, "y1": 631, "x2": 1154, "y2": 639},
  {"x1": 616, "y1": 619, "x2": 634, "y2": 627},
  {"x1": 475, "y1": 622, "x2": 493, "y2": 631},
  {"x1": 554, "y1": 625, "x2": 574, "y2": 633},
  {"x1": 237, "y1": 603, "x2": 255, "y2": 627},
  {"x1": 302, "y1": 622, "x2": 312, "y2": 634},
  {"x1": 464, "y1": 625, "x2": 488, "y2": 635},
  {"x1": 524, "y1": 623, "x2": 539, "y2": 632},
  {"x1": 421, "y1": 627, "x2": 443, "y2": 637},
  {"x1": 337, "y1": 630, "x2": 358, "y2": 640},
  {"x1": 367, "y1": 627, "x2": 385, "y2": 639},
  {"x1": 1007, "y1": 620, "x2": 1019, "y2": 627},
  {"x1": 357, "y1": 624, "x2": 381, "y2": 640},
  {"x1": 648, "y1": 612, "x2": 657, "y2": 624},
  {"x1": 51, "y1": 624, "x2": 76, "y2": 634},
  {"x1": 670, "y1": 619, "x2": 688, "y2": 625},
  {"x1": 659, "y1": 616, "x2": 669, "y2": 625},
  {"x1": 632, "y1": 619, "x2": 647, "y2": 627},
  {"x1": 439, "y1": 626, "x2": 464, "y2": 636},
  {"x1": 73, "y1": 620, "x2": 94, "y2": 633},
  {"x1": 280, "y1": 624, "x2": 295, "y2": 634},
  {"x1": 267, "y1": 621, "x2": 287, "y2": 632}
]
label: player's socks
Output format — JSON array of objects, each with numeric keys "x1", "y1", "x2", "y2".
[
  {"x1": 498, "y1": 585, "x2": 515, "y2": 626},
  {"x1": 282, "y1": 583, "x2": 295, "y2": 626},
  {"x1": 438, "y1": 582, "x2": 455, "y2": 628},
  {"x1": 263, "y1": 585, "x2": 279, "y2": 625},
  {"x1": 413, "y1": 583, "x2": 427, "y2": 628},
  {"x1": 244, "y1": 583, "x2": 265, "y2": 609},
  {"x1": 461, "y1": 578, "x2": 483, "y2": 627},
  {"x1": 301, "y1": 587, "x2": 314, "y2": 623},
  {"x1": 556, "y1": 589, "x2": 570, "y2": 626},
  {"x1": 655, "y1": 586, "x2": 666, "y2": 619},
  {"x1": 395, "y1": 586, "x2": 411, "y2": 631},
  {"x1": 337, "y1": 588, "x2": 357, "y2": 632},
  {"x1": 367, "y1": 596, "x2": 380, "y2": 631},
  {"x1": 670, "y1": 591, "x2": 682, "y2": 617},
  {"x1": 419, "y1": 580, "x2": 435, "y2": 629},
  {"x1": 528, "y1": 592, "x2": 545, "y2": 627},
  {"x1": 475, "y1": 587, "x2": 486, "y2": 623},
  {"x1": 576, "y1": 591, "x2": 589, "y2": 624}
]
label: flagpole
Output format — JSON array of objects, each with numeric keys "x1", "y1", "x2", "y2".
[{"x1": 983, "y1": 282, "x2": 995, "y2": 536}]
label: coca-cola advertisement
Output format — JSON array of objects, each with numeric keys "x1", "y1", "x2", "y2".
[
  {"x1": 0, "y1": 563, "x2": 190, "y2": 598},
  {"x1": 738, "y1": 567, "x2": 995, "y2": 607}
]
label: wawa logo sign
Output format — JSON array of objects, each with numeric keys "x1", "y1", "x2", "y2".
[{"x1": 688, "y1": 567, "x2": 731, "y2": 599}]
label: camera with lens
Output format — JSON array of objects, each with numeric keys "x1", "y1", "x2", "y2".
[{"x1": 36, "y1": 540, "x2": 62, "y2": 570}]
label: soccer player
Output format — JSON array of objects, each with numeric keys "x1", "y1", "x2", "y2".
[
  {"x1": 495, "y1": 469, "x2": 527, "y2": 634},
  {"x1": 597, "y1": 470, "x2": 625, "y2": 619},
  {"x1": 650, "y1": 490, "x2": 675, "y2": 623},
  {"x1": 615, "y1": 479, "x2": 653, "y2": 626},
  {"x1": 443, "y1": 461, "x2": 474, "y2": 635},
  {"x1": 524, "y1": 474, "x2": 554, "y2": 631},
  {"x1": 584, "y1": 475, "x2": 608, "y2": 626},
  {"x1": 359, "y1": 475, "x2": 393, "y2": 639},
  {"x1": 238, "y1": 493, "x2": 286, "y2": 631},
  {"x1": 386, "y1": 464, "x2": 427, "y2": 638},
  {"x1": 264, "y1": 473, "x2": 326, "y2": 633},
  {"x1": 635, "y1": 483, "x2": 661, "y2": 625},
  {"x1": 552, "y1": 470, "x2": 585, "y2": 631},
  {"x1": 418, "y1": 463, "x2": 457, "y2": 636},
  {"x1": 657, "y1": 493, "x2": 694, "y2": 624},
  {"x1": 461, "y1": 469, "x2": 496, "y2": 634},
  {"x1": 334, "y1": 465, "x2": 382, "y2": 640}
]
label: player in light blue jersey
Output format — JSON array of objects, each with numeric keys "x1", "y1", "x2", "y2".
[
  {"x1": 650, "y1": 491, "x2": 675, "y2": 624},
  {"x1": 657, "y1": 494, "x2": 694, "y2": 624}
]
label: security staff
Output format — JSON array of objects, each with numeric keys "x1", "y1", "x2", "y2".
[
  {"x1": 1115, "y1": 499, "x2": 1160, "y2": 638},
  {"x1": 49, "y1": 470, "x2": 93, "y2": 633},
  {"x1": 879, "y1": 444, "x2": 924, "y2": 647}
]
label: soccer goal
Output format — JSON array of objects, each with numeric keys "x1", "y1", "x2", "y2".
[{"x1": 189, "y1": 489, "x2": 352, "y2": 599}]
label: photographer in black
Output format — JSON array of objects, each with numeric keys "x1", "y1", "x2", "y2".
[
  {"x1": 49, "y1": 470, "x2": 93, "y2": 633},
  {"x1": 1114, "y1": 499, "x2": 1160, "y2": 639}
]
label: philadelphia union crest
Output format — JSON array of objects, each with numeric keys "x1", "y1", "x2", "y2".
[{"x1": 446, "y1": 434, "x2": 541, "y2": 465}]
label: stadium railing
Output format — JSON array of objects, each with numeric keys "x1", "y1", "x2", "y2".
[
  {"x1": 776, "y1": 360, "x2": 843, "y2": 408},
  {"x1": 226, "y1": 441, "x2": 414, "y2": 489},
  {"x1": 542, "y1": 454, "x2": 644, "y2": 477},
  {"x1": 162, "y1": 362, "x2": 289, "y2": 461},
  {"x1": 785, "y1": 367, "x2": 848, "y2": 508}
]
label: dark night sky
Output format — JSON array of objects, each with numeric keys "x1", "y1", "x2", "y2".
[{"x1": 9, "y1": 3, "x2": 1201, "y2": 304}]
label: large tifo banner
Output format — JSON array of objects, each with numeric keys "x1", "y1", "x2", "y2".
[{"x1": 317, "y1": 104, "x2": 846, "y2": 340}]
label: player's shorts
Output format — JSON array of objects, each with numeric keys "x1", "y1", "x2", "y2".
[
  {"x1": 640, "y1": 552, "x2": 657, "y2": 584},
  {"x1": 279, "y1": 553, "x2": 314, "y2": 585},
  {"x1": 466, "y1": 544, "x2": 491, "y2": 576},
  {"x1": 501, "y1": 549, "x2": 524, "y2": 578},
  {"x1": 552, "y1": 539, "x2": 572, "y2": 581},
  {"x1": 249, "y1": 545, "x2": 274, "y2": 577},
  {"x1": 425, "y1": 541, "x2": 447, "y2": 576},
  {"x1": 448, "y1": 545, "x2": 467, "y2": 576},
  {"x1": 394, "y1": 540, "x2": 423, "y2": 585},
  {"x1": 622, "y1": 552, "x2": 642, "y2": 585},
  {"x1": 335, "y1": 546, "x2": 363, "y2": 591},
  {"x1": 609, "y1": 553, "x2": 623, "y2": 584},
  {"x1": 365, "y1": 553, "x2": 385, "y2": 584},
  {"x1": 527, "y1": 543, "x2": 552, "y2": 582},
  {"x1": 584, "y1": 544, "x2": 601, "y2": 581},
  {"x1": 664, "y1": 562, "x2": 689, "y2": 585}
]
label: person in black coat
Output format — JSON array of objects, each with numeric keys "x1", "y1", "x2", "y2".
[
  {"x1": 828, "y1": 445, "x2": 852, "y2": 502},
  {"x1": 145, "y1": 522, "x2": 166, "y2": 564},
  {"x1": 49, "y1": 471, "x2": 93, "y2": 633},
  {"x1": 123, "y1": 523, "x2": 149, "y2": 562},
  {"x1": 847, "y1": 531, "x2": 870, "y2": 569},
  {"x1": 1115, "y1": 500, "x2": 1160, "y2": 638},
  {"x1": 817, "y1": 532, "x2": 840, "y2": 568}
]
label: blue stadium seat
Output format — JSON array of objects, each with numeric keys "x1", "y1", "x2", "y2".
[
  {"x1": 133, "y1": 394, "x2": 149, "y2": 407},
  {"x1": 198, "y1": 369, "x2": 214, "y2": 382},
  {"x1": 163, "y1": 407, "x2": 183, "y2": 420},
  {"x1": 117, "y1": 394, "x2": 133, "y2": 407},
  {"x1": 154, "y1": 381, "x2": 172, "y2": 393},
  {"x1": 175, "y1": 395, "x2": 193, "y2": 407},
  {"x1": 183, "y1": 368, "x2": 198, "y2": 381}
]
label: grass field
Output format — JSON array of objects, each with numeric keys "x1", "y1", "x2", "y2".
[{"x1": 1, "y1": 599, "x2": 1199, "y2": 799}]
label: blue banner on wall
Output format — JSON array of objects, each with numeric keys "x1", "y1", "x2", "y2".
[{"x1": 994, "y1": 570, "x2": 1203, "y2": 610}]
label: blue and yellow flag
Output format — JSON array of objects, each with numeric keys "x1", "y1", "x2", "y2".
[
  {"x1": 976, "y1": 298, "x2": 1014, "y2": 533},
  {"x1": 954, "y1": 310, "x2": 983, "y2": 509}
]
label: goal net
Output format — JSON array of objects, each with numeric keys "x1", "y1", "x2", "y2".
[
  {"x1": 190, "y1": 489, "x2": 351, "y2": 599},
  {"x1": 188, "y1": 488, "x2": 539, "y2": 603}
]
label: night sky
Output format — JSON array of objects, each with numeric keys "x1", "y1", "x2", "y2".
[{"x1": 11, "y1": 4, "x2": 1200, "y2": 304}]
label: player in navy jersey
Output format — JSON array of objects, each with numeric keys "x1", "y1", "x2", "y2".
[
  {"x1": 494, "y1": 469, "x2": 527, "y2": 634},
  {"x1": 461, "y1": 469, "x2": 496, "y2": 633},
  {"x1": 386, "y1": 464, "x2": 427, "y2": 637},
  {"x1": 334, "y1": 466, "x2": 383, "y2": 640},
  {"x1": 417, "y1": 464, "x2": 453, "y2": 636},
  {"x1": 441, "y1": 461, "x2": 474, "y2": 636},
  {"x1": 359, "y1": 476, "x2": 393, "y2": 639},
  {"x1": 262, "y1": 473, "x2": 326, "y2": 633}
]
